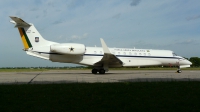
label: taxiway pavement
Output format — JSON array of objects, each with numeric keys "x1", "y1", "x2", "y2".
[{"x1": 0, "y1": 70, "x2": 200, "y2": 84}]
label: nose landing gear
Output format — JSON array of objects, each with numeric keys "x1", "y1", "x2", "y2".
[
  {"x1": 177, "y1": 66, "x2": 182, "y2": 73},
  {"x1": 177, "y1": 69, "x2": 182, "y2": 73}
]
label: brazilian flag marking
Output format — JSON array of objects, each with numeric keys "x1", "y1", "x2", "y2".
[{"x1": 18, "y1": 28, "x2": 32, "y2": 49}]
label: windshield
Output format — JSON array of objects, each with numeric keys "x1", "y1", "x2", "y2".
[{"x1": 172, "y1": 52, "x2": 177, "y2": 56}]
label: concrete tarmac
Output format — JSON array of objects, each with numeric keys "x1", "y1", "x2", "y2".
[{"x1": 0, "y1": 70, "x2": 200, "y2": 84}]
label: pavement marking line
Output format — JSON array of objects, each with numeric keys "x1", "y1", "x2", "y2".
[{"x1": 28, "y1": 71, "x2": 43, "y2": 84}]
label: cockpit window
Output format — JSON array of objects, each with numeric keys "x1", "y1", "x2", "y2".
[{"x1": 172, "y1": 52, "x2": 177, "y2": 56}]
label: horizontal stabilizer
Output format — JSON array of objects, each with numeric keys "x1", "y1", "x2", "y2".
[{"x1": 10, "y1": 16, "x2": 31, "y2": 27}]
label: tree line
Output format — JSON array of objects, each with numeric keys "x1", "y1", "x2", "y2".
[{"x1": 189, "y1": 57, "x2": 200, "y2": 67}]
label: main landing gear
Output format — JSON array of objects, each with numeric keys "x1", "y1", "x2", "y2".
[
  {"x1": 177, "y1": 66, "x2": 182, "y2": 73},
  {"x1": 92, "y1": 69, "x2": 106, "y2": 74}
]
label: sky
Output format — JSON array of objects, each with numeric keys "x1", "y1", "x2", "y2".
[{"x1": 0, "y1": 0, "x2": 200, "y2": 67}]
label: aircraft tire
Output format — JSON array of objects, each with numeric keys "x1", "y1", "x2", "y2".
[
  {"x1": 92, "y1": 69, "x2": 98, "y2": 74},
  {"x1": 177, "y1": 70, "x2": 182, "y2": 73},
  {"x1": 99, "y1": 69, "x2": 105, "y2": 74}
]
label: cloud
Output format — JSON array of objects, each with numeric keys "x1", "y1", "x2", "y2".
[
  {"x1": 53, "y1": 20, "x2": 65, "y2": 25},
  {"x1": 35, "y1": 15, "x2": 40, "y2": 19},
  {"x1": 71, "y1": 35, "x2": 79, "y2": 39},
  {"x1": 83, "y1": 33, "x2": 88, "y2": 38},
  {"x1": 66, "y1": 2, "x2": 74, "y2": 8},
  {"x1": 174, "y1": 39, "x2": 199, "y2": 45},
  {"x1": 47, "y1": 1, "x2": 55, "y2": 7},
  {"x1": 186, "y1": 14, "x2": 200, "y2": 21},
  {"x1": 29, "y1": 8, "x2": 38, "y2": 11},
  {"x1": 57, "y1": 35, "x2": 63, "y2": 39},
  {"x1": 66, "y1": 33, "x2": 89, "y2": 41},
  {"x1": 43, "y1": 9, "x2": 47, "y2": 17},
  {"x1": 130, "y1": 0, "x2": 141, "y2": 6},
  {"x1": 130, "y1": 40, "x2": 162, "y2": 49},
  {"x1": 112, "y1": 13, "x2": 121, "y2": 19}
]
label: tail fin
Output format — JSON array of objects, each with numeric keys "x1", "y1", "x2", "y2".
[{"x1": 10, "y1": 16, "x2": 56, "y2": 50}]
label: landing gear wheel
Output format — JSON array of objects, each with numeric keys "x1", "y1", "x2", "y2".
[
  {"x1": 99, "y1": 69, "x2": 105, "y2": 74},
  {"x1": 92, "y1": 69, "x2": 98, "y2": 74},
  {"x1": 177, "y1": 66, "x2": 182, "y2": 73},
  {"x1": 177, "y1": 70, "x2": 182, "y2": 73}
]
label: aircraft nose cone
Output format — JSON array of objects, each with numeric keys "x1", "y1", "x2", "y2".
[
  {"x1": 179, "y1": 59, "x2": 192, "y2": 65},
  {"x1": 183, "y1": 60, "x2": 192, "y2": 65},
  {"x1": 188, "y1": 60, "x2": 192, "y2": 65}
]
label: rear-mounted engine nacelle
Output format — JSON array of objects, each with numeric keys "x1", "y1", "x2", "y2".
[{"x1": 50, "y1": 43, "x2": 86, "y2": 55}]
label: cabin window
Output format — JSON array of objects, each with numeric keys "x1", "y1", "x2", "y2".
[
  {"x1": 94, "y1": 51, "x2": 96, "y2": 54},
  {"x1": 123, "y1": 52, "x2": 126, "y2": 55},
  {"x1": 129, "y1": 52, "x2": 132, "y2": 55},
  {"x1": 144, "y1": 53, "x2": 146, "y2": 56},
  {"x1": 118, "y1": 52, "x2": 120, "y2": 55},
  {"x1": 134, "y1": 53, "x2": 137, "y2": 55},
  {"x1": 139, "y1": 53, "x2": 142, "y2": 56},
  {"x1": 148, "y1": 53, "x2": 151, "y2": 56}
]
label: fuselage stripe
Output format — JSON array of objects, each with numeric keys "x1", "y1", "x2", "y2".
[
  {"x1": 84, "y1": 54, "x2": 182, "y2": 59},
  {"x1": 34, "y1": 51, "x2": 182, "y2": 59},
  {"x1": 34, "y1": 51, "x2": 63, "y2": 55}
]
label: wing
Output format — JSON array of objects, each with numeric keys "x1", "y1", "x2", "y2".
[{"x1": 93, "y1": 38, "x2": 123, "y2": 67}]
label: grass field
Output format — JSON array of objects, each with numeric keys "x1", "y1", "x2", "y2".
[
  {"x1": 0, "y1": 82, "x2": 200, "y2": 111},
  {"x1": 0, "y1": 68, "x2": 48, "y2": 72}
]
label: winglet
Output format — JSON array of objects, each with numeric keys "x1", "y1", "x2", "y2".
[
  {"x1": 9, "y1": 16, "x2": 31, "y2": 27},
  {"x1": 100, "y1": 38, "x2": 111, "y2": 54}
]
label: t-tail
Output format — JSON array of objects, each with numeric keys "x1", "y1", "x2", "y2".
[
  {"x1": 10, "y1": 16, "x2": 56, "y2": 50},
  {"x1": 10, "y1": 16, "x2": 58, "y2": 60}
]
